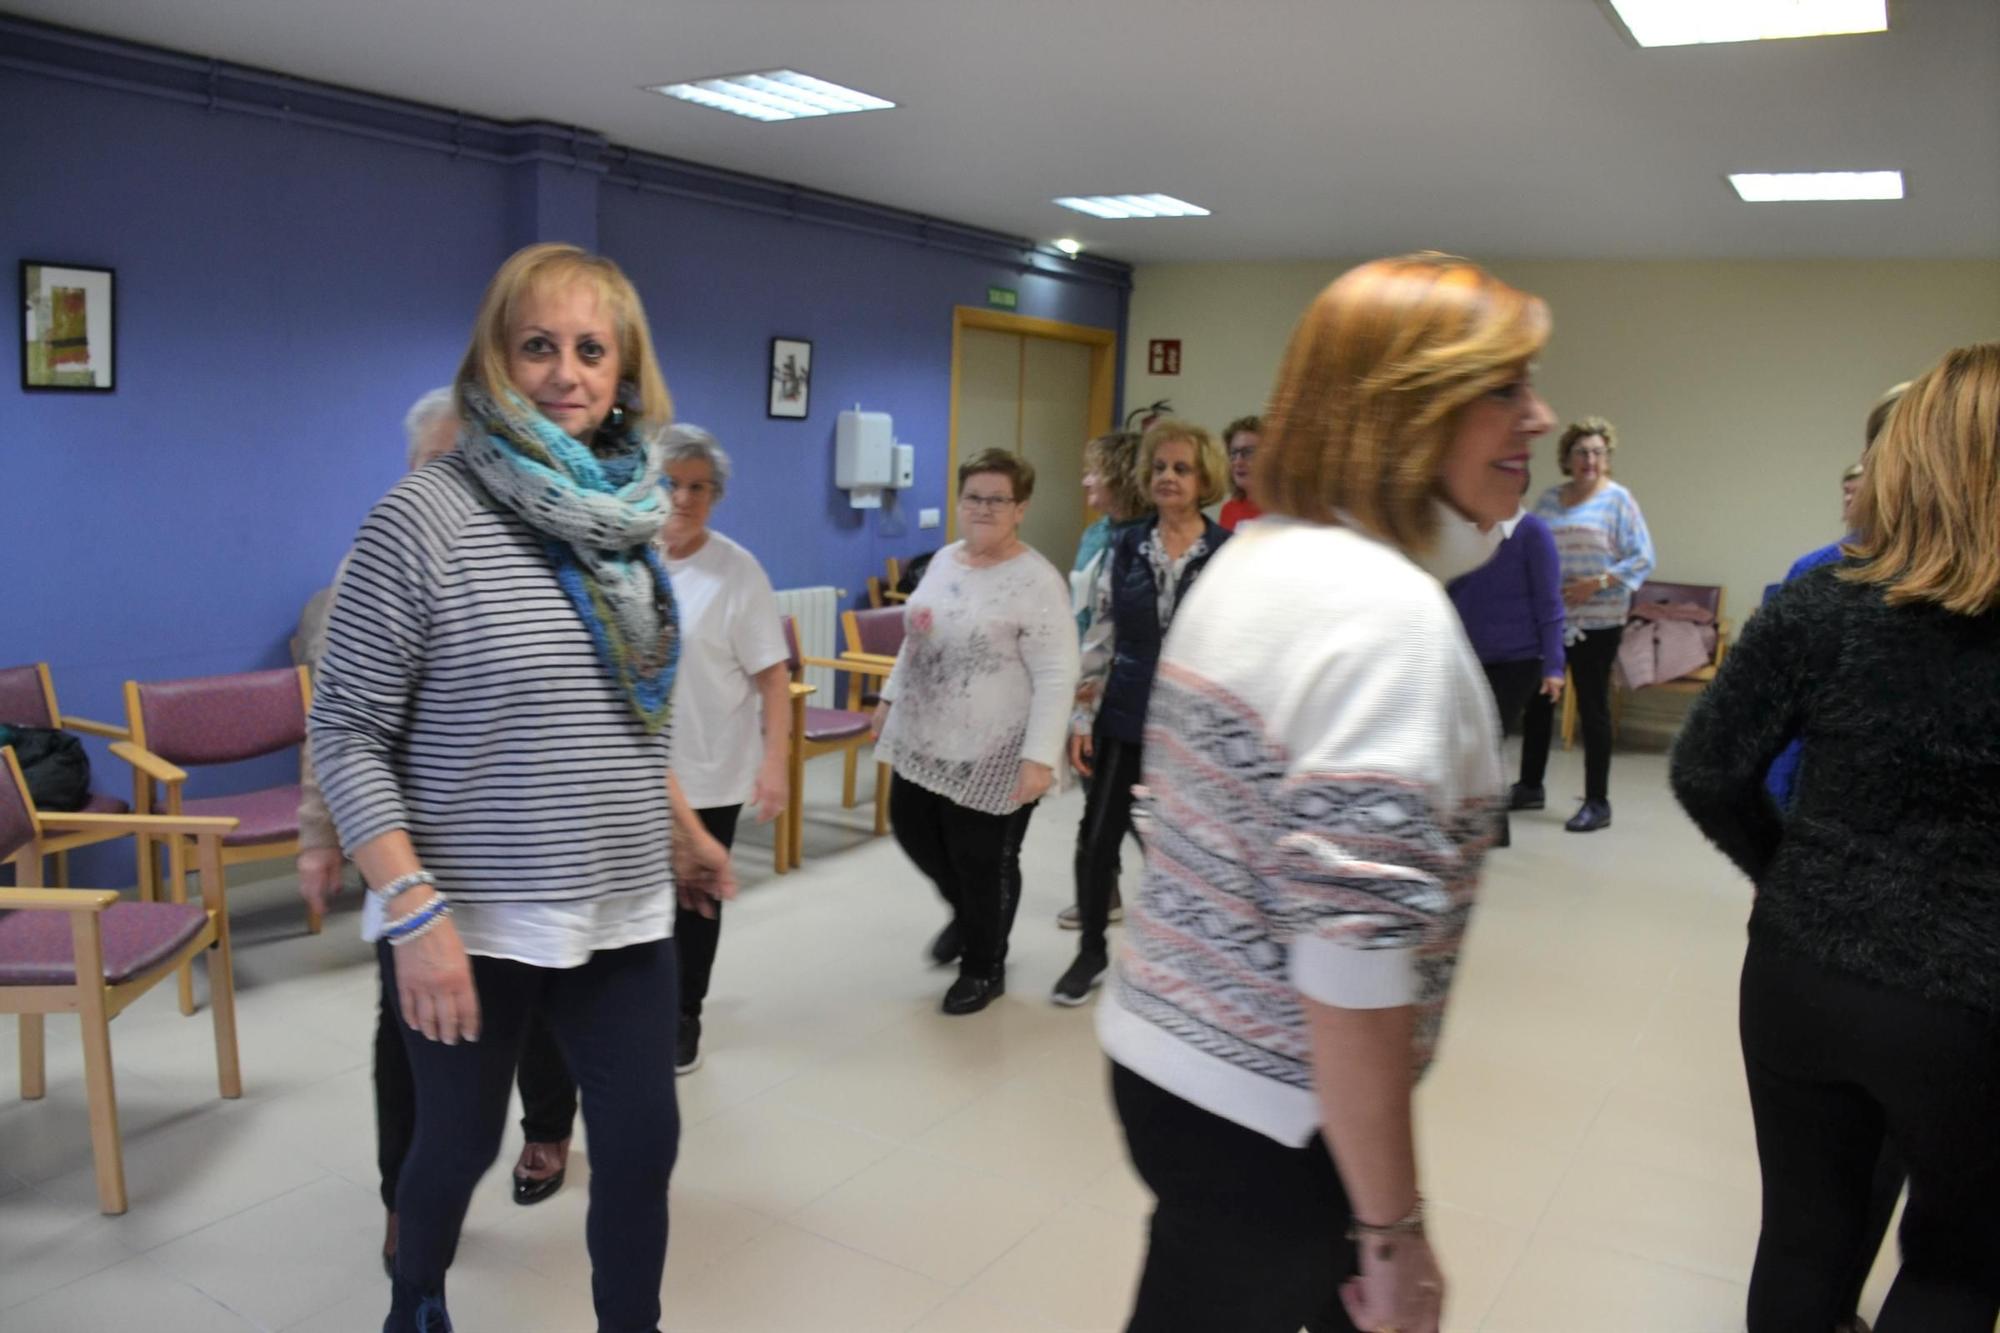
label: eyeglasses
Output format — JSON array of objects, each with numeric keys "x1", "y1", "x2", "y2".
[
  {"x1": 663, "y1": 479, "x2": 717, "y2": 498},
  {"x1": 958, "y1": 494, "x2": 1016, "y2": 511},
  {"x1": 1569, "y1": 446, "x2": 1609, "y2": 459},
  {"x1": 1227, "y1": 447, "x2": 1257, "y2": 461}
]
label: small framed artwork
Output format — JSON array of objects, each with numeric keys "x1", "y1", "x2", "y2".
[
  {"x1": 21, "y1": 261, "x2": 117, "y2": 392},
  {"x1": 768, "y1": 336, "x2": 812, "y2": 418}
]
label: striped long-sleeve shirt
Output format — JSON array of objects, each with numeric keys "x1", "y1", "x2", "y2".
[
  {"x1": 308, "y1": 453, "x2": 676, "y2": 968},
  {"x1": 1533, "y1": 480, "x2": 1656, "y2": 636}
]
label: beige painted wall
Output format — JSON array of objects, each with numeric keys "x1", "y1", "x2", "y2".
[{"x1": 1126, "y1": 259, "x2": 2000, "y2": 620}]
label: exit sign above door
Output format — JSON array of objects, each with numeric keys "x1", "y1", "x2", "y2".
[{"x1": 1148, "y1": 339, "x2": 1182, "y2": 375}]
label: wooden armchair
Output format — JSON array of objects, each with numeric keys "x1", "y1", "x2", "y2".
[
  {"x1": 1, "y1": 746, "x2": 242, "y2": 1214},
  {"x1": 123, "y1": 666, "x2": 314, "y2": 1014},
  {"x1": 0, "y1": 663, "x2": 135, "y2": 887},
  {"x1": 840, "y1": 607, "x2": 906, "y2": 712},
  {"x1": 779, "y1": 616, "x2": 891, "y2": 869},
  {"x1": 1562, "y1": 581, "x2": 1729, "y2": 748},
  {"x1": 867, "y1": 556, "x2": 911, "y2": 609}
]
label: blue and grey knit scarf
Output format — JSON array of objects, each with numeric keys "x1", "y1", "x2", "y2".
[{"x1": 459, "y1": 385, "x2": 679, "y2": 733}]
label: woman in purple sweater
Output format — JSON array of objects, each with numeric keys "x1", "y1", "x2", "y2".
[{"x1": 1448, "y1": 491, "x2": 1565, "y2": 843}]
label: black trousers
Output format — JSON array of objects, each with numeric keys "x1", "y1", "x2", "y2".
[
  {"x1": 383, "y1": 937, "x2": 679, "y2": 1333},
  {"x1": 517, "y1": 803, "x2": 740, "y2": 1145},
  {"x1": 889, "y1": 773, "x2": 1034, "y2": 975},
  {"x1": 1739, "y1": 939, "x2": 2000, "y2": 1333},
  {"x1": 1073, "y1": 729, "x2": 1144, "y2": 955},
  {"x1": 1112, "y1": 1062, "x2": 1360, "y2": 1333},
  {"x1": 1481, "y1": 659, "x2": 1542, "y2": 740},
  {"x1": 1521, "y1": 624, "x2": 1622, "y2": 801}
]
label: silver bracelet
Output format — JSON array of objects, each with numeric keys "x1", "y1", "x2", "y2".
[
  {"x1": 386, "y1": 901, "x2": 451, "y2": 946},
  {"x1": 375, "y1": 870, "x2": 436, "y2": 903}
]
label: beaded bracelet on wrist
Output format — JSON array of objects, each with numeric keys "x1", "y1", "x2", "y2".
[
  {"x1": 384, "y1": 896, "x2": 451, "y2": 945},
  {"x1": 1348, "y1": 1193, "x2": 1426, "y2": 1242},
  {"x1": 374, "y1": 870, "x2": 437, "y2": 903}
]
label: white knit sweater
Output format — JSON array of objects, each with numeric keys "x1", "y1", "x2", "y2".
[
  {"x1": 877, "y1": 542, "x2": 1080, "y2": 815},
  {"x1": 1098, "y1": 516, "x2": 1502, "y2": 1146}
]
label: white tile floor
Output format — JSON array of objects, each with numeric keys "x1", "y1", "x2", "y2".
[{"x1": 0, "y1": 747, "x2": 1906, "y2": 1332}]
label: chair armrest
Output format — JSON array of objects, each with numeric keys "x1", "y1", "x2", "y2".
[
  {"x1": 0, "y1": 887, "x2": 120, "y2": 912},
  {"x1": 109, "y1": 741, "x2": 187, "y2": 785},
  {"x1": 38, "y1": 812, "x2": 238, "y2": 839},
  {"x1": 883, "y1": 590, "x2": 909, "y2": 603},
  {"x1": 839, "y1": 651, "x2": 899, "y2": 669},
  {"x1": 60, "y1": 714, "x2": 130, "y2": 741},
  {"x1": 803, "y1": 655, "x2": 892, "y2": 679},
  {"x1": 788, "y1": 682, "x2": 817, "y2": 700}
]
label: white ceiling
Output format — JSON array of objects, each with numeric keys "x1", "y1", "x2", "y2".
[{"x1": 17, "y1": 0, "x2": 2000, "y2": 264}]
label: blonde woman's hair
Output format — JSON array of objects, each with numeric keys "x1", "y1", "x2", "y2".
[
  {"x1": 1139, "y1": 419, "x2": 1229, "y2": 509},
  {"x1": 455, "y1": 243, "x2": 672, "y2": 439},
  {"x1": 1842, "y1": 341, "x2": 2000, "y2": 615},
  {"x1": 1083, "y1": 430, "x2": 1152, "y2": 521},
  {"x1": 1558, "y1": 416, "x2": 1617, "y2": 476},
  {"x1": 1864, "y1": 380, "x2": 1911, "y2": 449},
  {"x1": 1254, "y1": 252, "x2": 1550, "y2": 552}
]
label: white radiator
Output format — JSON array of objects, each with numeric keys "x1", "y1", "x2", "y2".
[{"x1": 774, "y1": 585, "x2": 841, "y2": 704}]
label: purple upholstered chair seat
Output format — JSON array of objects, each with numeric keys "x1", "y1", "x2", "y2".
[
  {"x1": 0, "y1": 901, "x2": 208, "y2": 986},
  {"x1": 803, "y1": 708, "x2": 871, "y2": 743},
  {"x1": 83, "y1": 792, "x2": 131, "y2": 816},
  {"x1": 160, "y1": 785, "x2": 302, "y2": 846}
]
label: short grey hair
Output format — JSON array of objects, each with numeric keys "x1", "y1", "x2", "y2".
[
  {"x1": 662, "y1": 423, "x2": 732, "y2": 499},
  {"x1": 404, "y1": 387, "x2": 458, "y2": 470}
]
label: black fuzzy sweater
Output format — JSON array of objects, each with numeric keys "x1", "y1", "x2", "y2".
[{"x1": 1670, "y1": 562, "x2": 2000, "y2": 1016}]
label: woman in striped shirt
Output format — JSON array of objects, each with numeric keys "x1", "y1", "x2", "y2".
[
  {"x1": 311, "y1": 243, "x2": 733, "y2": 1333},
  {"x1": 1516, "y1": 418, "x2": 1655, "y2": 833}
]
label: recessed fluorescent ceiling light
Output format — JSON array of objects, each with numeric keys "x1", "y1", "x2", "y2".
[
  {"x1": 1608, "y1": 0, "x2": 1885, "y2": 47},
  {"x1": 648, "y1": 70, "x2": 893, "y2": 122},
  {"x1": 1054, "y1": 194, "x2": 1211, "y2": 220},
  {"x1": 1729, "y1": 171, "x2": 1904, "y2": 201}
]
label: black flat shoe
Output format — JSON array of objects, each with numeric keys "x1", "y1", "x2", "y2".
[
  {"x1": 943, "y1": 970, "x2": 1004, "y2": 1015},
  {"x1": 511, "y1": 1139, "x2": 569, "y2": 1205},
  {"x1": 1565, "y1": 799, "x2": 1612, "y2": 833},
  {"x1": 928, "y1": 921, "x2": 963, "y2": 968},
  {"x1": 1508, "y1": 782, "x2": 1545, "y2": 811}
]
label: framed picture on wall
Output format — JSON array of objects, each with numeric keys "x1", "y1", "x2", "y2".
[
  {"x1": 21, "y1": 261, "x2": 116, "y2": 392},
  {"x1": 769, "y1": 336, "x2": 812, "y2": 418}
]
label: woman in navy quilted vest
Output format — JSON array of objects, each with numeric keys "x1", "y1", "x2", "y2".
[{"x1": 1054, "y1": 419, "x2": 1231, "y2": 1006}]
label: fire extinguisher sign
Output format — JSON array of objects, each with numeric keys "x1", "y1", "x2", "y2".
[{"x1": 1148, "y1": 339, "x2": 1182, "y2": 376}]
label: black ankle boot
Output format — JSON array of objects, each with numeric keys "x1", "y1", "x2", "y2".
[
  {"x1": 1565, "y1": 799, "x2": 1612, "y2": 833},
  {"x1": 943, "y1": 967, "x2": 1004, "y2": 1015}
]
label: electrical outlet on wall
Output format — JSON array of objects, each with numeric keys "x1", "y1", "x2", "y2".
[{"x1": 918, "y1": 508, "x2": 940, "y2": 529}]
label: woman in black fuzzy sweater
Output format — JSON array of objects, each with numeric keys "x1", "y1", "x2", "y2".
[{"x1": 1670, "y1": 341, "x2": 2000, "y2": 1333}]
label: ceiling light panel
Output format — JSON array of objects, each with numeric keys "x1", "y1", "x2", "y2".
[
  {"x1": 1054, "y1": 194, "x2": 1211, "y2": 220},
  {"x1": 1729, "y1": 171, "x2": 1904, "y2": 201},
  {"x1": 648, "y1": 70, "x2": 894, "y2": 122},
  {"x1": 1607, "y1": 0, "x2": 1886, "y2": 47}
]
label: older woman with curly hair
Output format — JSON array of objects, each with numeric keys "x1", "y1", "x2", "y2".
[{"x1": 312, "y1": 242, "x2": 733, "y2": 1333}]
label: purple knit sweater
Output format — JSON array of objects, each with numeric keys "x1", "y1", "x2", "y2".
[{"x1": 1447, "y1": 514, "x2": 1566, "y2": 672}]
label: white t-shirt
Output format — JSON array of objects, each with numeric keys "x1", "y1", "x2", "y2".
[{"x1": 662, "y1": 530, "x2": 788, "y2": 809}]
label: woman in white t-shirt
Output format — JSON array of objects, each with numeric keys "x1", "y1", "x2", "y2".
[
  {"x1": 871, "y1": 448, "x2": 1081, "y2": 1015},
  {"x1": 510, "y1": 425, "x2": 789, "y2": 1195}
]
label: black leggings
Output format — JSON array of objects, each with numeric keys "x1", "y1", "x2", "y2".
[
  {"x1": 1739, "y1": 939, "x2": 2000, "y2": 1333},
  {"x1": 1113, "y1": 1062, "x2": 1359, "y2": 1333},
  {"x1": 516, "y1": 804, "x2": 739, "y2": 1145},
  {"x1": 889, "y1": 773, "x2": 1034, "y2": 975},
  {"x1": 1521, "y1": 624, "x2": 1622, "y2": 801},
  {"x1": 383, "y1": 937, "x2": 679, "y2": 1333},
  {"x1": 1073, "y1": 729, "x2": 1144, "y2": 955}
]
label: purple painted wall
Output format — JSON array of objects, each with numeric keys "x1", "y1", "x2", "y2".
[{"x1": 1, "y1": 36, "x2": 1126, "y2": 884}]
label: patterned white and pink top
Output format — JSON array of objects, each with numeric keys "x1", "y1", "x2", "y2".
[
  {"x1": 877, "y1": 541, "x2": 1080, "y2": 816},
  {"x1": 1097, "y1": 516, "x2": 1502, "y2": 1146}
]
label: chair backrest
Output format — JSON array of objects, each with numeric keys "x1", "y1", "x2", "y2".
[
  {"x1": 781, "y1": 615, "x2": 803, "y2": 678},
  {"x1": 1633, "y1": 580, "x2": 1724, "y2": 621},
  {"x1": 844, "y1": 606, "x2": 906, "y2": 658},
  {"x1": 0, "y1": 747, "x2": 39, "y2": 863},
  {"x1": 129, "y1": 667, "x2": 308, "y2": 766},
  {"x1": 0, "y1": 663, "x2": 56, "y2": 729}
]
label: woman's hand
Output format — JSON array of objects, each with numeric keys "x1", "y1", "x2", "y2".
[
  {"x1": 1010, "y1": 760, "x2": 1054, "y2": 807},
  {"x1": 870, "y1": 701, "x2": 890, "y2": 739},
  {"x1": 1539, "y1": 674, "x2": 1565, "y2": 701},
  {"x1": 1340, "y1": 1231, "x2": 1444, "y2": 1333},
  {"x1": 1069, "y1": 731, "x2": 1095, "y2": 779},
  {"x1": 1562, "y1": 576, "x2": 1602, "y2": 607},
  {"x1": 392, "y1": 897, "x2": 479, "y2": 1046},
  {"x1": 296, "y1": 848, "x2": 345, "y2": 916},
  {"x1": 674, "y1": 826, "x2": 740, "y2": 920},
  {"x1": 749, "y1": 754, "x2": 788, "y2": 824}
]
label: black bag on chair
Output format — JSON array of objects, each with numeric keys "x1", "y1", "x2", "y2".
[{"x1": 0, "y1": 724, "x2": 91, "y2": 812}]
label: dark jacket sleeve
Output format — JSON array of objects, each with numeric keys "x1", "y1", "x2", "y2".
[
  {"x1": 1668, "y1": 577, "x2": 1818, "y2": 883},
  {"x1": 1521, "y1": 516, "x2": 1566, "y2": 674}
]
